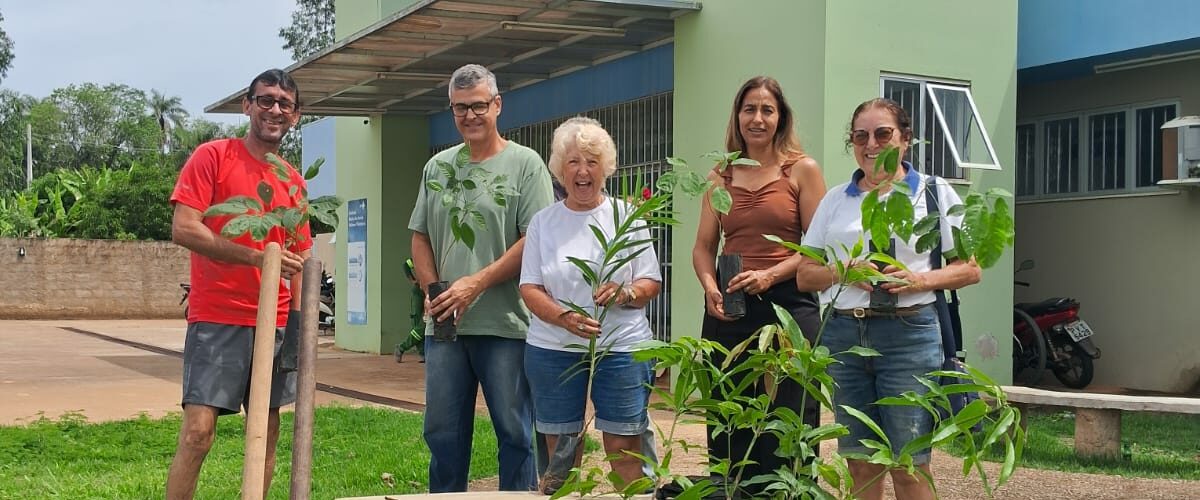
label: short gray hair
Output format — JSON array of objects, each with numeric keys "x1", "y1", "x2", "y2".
[
  {"x1": 548, "y1": 116, "x2": 618, "y2": 183},
  {"x1": 448, "y1": 64, "x2": 499, "y2": 98}
]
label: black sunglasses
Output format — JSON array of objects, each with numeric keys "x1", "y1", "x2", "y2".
[
  {"x1": 850, "y1": 126, "x2": 896, "y2": 146},
  {"x1": 249, "y1": 95, "x2": 298, "y2": 114}
]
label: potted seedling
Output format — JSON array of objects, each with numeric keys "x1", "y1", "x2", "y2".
[{"x1": 421, "y1": 145, "x2": 521, "y2": 341}]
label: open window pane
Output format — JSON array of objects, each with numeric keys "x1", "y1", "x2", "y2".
[
  {"x1": 926, "y1": 84, "x2": 1001, "y2": 170},
  {"x1": 1088, "y1": 111, "x2": 1126, "y2": 191},
  {"x1": 881, "y1": 77, "x2": 964, "y2": 178}
]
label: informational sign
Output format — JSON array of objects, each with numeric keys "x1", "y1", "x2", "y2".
[{"x1": 346, "y1": 198, "x2": 367, "y2": 325}]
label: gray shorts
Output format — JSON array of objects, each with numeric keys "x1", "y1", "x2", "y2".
[{"x1": 181, "y1": 321, "x2": 297, "y2": 416}]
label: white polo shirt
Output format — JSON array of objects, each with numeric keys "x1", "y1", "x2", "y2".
[{"x1": 801, "y1": 163, "x2": 963, "y2": 309}]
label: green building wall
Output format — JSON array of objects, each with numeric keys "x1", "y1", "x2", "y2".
[
  {"x1": 332, "y1": 0, "x2": 430, "y2": 353},
  {"x1": 674, "y1": 0, "x2": 1018, "y2": 380}
]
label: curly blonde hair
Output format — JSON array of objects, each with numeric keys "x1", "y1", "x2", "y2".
[{"x1": 548, "y1": 116, "x2": 617, "y2": 183}]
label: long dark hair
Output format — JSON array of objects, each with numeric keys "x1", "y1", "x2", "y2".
[{"x1": 725, "y1": 76, "x2": 803, "y2": 157}]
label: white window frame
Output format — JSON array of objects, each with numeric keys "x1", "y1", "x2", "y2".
[
  {"x1": 880, "y1": 75, "x2": 1002, "y2": 179},
  {"x1": 1015, "y1": 99, "x2": 1180, "y2": 201},
  {"x1": 925, "y1": 83, "x2": 1002, "y2": 171}
]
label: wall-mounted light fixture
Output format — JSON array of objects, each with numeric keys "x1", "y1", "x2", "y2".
[{"x1": 17, "y1": 246, "x2": 26, "y2": 258}]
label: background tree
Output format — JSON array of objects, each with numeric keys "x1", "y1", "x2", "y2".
[
  {"x1": 148, "y1": 89, "x2": 188, "y2": 154},
  {"x1": 0, "y1": 11, "x2": 14, "y2": 83},
  {"x1": 0, "y1": 89, "x2": 35, "y2": 194},
  {"x1": 278, "y1": 0, "x2": 335, "y2": 62}
]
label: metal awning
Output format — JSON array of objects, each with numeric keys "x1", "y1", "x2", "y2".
[{"x1": 206, "y1": 0, "x2": 700, "y2": 116}]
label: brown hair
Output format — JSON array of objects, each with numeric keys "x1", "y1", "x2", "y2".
[
  {"x1": 845, "y1": 98, "x2": 913, "y2": 151},
  {"x1": 725, "y1": 76, "x2": 804, "y2": 157}
]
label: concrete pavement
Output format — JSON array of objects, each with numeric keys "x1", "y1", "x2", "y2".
[{"x1": 0, "y1": 319, "x2": 440, "y2": 425}]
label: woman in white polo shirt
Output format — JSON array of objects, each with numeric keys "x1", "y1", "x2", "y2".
[{"x1": 796, "y1": 98, "x2": 981, "y2": 500}]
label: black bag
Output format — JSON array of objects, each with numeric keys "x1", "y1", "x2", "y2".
[{"x1": 924, "y1": 177, "x2": 980, "y2": 425}]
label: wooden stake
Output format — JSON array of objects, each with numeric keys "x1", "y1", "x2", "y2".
[
  {"x1": 290, "y1": 258, "x2": 321, "y2": 500},
  {"x1": 243, "y1": 242, "x2": 281, "y2": 500}
]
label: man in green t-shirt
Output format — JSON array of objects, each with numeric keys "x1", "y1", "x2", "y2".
[{"x1": 408, "y1": 64, "x2": 554, "y2": 493}]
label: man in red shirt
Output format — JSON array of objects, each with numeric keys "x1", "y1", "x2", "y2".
[{"x1": 166, "y1": 69, "x2": 311, "y2": 499}]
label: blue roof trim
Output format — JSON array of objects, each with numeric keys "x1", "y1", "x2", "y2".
[
  {"x1": 1019, "y1": 36, "x2": 1200, "y2": 86},
  {"x1": 844, "y1": 161, "x2": 920, "y2": 197},
  {"x1": 429, "y1": 43, "x2": 674, "y2": 147}
]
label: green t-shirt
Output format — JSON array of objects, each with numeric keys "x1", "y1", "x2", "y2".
[{"x1": 407, "y1": 141, "x2": 554, "y2": 339}]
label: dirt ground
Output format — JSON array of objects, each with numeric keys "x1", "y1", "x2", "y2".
[{"x1": 2, "y1": 319, "x2": 1196, "y2": 499}]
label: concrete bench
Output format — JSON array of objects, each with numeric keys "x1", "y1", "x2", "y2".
[{"x1": 1001, "y1": 385, "x2": 1200, "y2": 459}]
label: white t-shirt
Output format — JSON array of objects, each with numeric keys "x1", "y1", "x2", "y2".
[
  {"x1": 801, "y1": 169, "x2": 963, "y2": 309},
  {"x1": 520, "y1": 197, "x2": 662, "y2": 352}
]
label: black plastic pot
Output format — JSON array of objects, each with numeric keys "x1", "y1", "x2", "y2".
[
  {"x1": 717, "y1": 253, "x2": 746, "y2": 319},
  {"x1": 426, "y1": 280, "x2": 458, "y2": 341}
]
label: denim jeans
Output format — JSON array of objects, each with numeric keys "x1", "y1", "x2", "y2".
[
  {"x1": 821, "y1": 305, "x2": 944, "y2": 465},
  {"x1": 424, "y1": 335, "x2": 536, "y2": 492},
  {"x1": 524, "y1": 344, "x2": 652, "y2": 435}
]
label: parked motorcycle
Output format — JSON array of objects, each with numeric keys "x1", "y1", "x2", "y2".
[
  {"x1": 180, "y1": 283, "x2": 191, "y2": 319},
  {"x1": 1012, "y1": 260, "x2": 1101, "y2": 389},
  {"x1": 318, "y1": 271, "x2": 335, "y2": 334}
]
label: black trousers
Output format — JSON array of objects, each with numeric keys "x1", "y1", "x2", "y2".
[{"x1": 700, "y1": 280, "x2": 821, "y2": 482}]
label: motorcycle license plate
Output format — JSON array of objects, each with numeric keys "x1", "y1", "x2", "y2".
[{"x1": 1064, "y1": 320, "x2": 1094, "y2": 342}]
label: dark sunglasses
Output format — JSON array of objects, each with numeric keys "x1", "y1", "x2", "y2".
[
  {"x1": 849, "y1": 126, "x2": 896, "y2": 146},
  {"x1": 249, "y1": 95, "x2": 298, "y2": 114},
  {"x1": 450, "y1": 96, "x2": 496, "y2": 117}
]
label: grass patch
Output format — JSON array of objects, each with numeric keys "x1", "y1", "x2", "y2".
[
  {"x1": 0, "y1": 405, "x2": 499, "y2": 499},
  {"x1": 944, "y1": 409, "x2": 1200, "y2": 480}
]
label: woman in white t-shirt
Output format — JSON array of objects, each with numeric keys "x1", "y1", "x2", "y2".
[
  {"x1": 519, "y1": 117, "x2": 662, "y2": 488},
  {"x1": 796, "y1": 98, "x2": 981, "y2": 500}
]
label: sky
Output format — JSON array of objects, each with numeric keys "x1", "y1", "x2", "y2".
[{"x1": 1, "y1": 0, "x2": 298, "y2": 125}]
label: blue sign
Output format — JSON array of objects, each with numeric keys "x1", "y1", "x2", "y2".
[{"x1": 346, "y1": 198, "x2": 367, "y2": 325}]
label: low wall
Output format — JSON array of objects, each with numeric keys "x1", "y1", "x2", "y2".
[{"x1": 2, "y1": 238, "x2": 189, "y2": 319}]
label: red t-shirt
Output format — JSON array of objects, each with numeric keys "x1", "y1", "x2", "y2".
[{"x1": 171, "y1": 138, "x2": 313, "y2": 327}]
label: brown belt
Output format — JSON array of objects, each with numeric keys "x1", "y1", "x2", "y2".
[{"x1": 833, "y1": 304, "x2": 932, "y2": 319}]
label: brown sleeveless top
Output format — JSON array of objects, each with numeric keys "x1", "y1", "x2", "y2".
[{"x1": 715, "y1": 158, "x2": 805, "y2": 271}]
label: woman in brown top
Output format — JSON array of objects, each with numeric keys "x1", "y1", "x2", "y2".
[{"x1": 692, "y1": 76, "x2": 827, "y2": 486}]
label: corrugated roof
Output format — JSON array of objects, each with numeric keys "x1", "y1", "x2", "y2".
[{"x1": 206, "y1": 0, "x2": 700, "y2": 116}]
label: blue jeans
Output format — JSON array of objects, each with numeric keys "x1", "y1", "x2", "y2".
[
  {"x1": 821, "y1": 306, "x2": 944, "y2": 465},
  {"x1": 424, "y1": 335, "x2": 536, "y2": 492}
]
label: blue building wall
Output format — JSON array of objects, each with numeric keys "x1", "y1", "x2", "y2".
[
  {"x1": 301, "y1": 117, "x2": 337, "y2": 198},
  {"x1": 429, "y1": 43, "x2": 674, "y2": 147},
  {"x1": 1018, "y1": 0, "x2": 1200, "y2": 69}
]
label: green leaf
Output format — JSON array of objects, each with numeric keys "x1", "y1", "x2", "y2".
[
  {"x1": 203, "y1": 196, "x2": 263, "y2": 217},
  {"x1": 860, "y1": 190, "x2": 879, "y2": 233},
  {"x1": 455, "y1": 144, "x2": 472, "y2": 166},
  {"x1": 288, "y1": 185, "x2": 299, "y2": 198},
  {"x1": 946, "y1": 204, "x2": 966, "y2": 217},
  {"x1": 436, "y1": 159, "x2": 455, "y2": 183},
  {"x1": 459, "y1": 223, "x2": 475, "y2": 250},
  {"x1": 256, "y1": 181, "x2": 275, "y2": 203},
  {"x1": 987, "y1": 187, "x2": 1015, "y2": 199},
  {"x1": 731, "y1": 157, "x2": 760, "y2": 167},
  {"x1": 977, "y1": 197, "x2": 1013, "y2": 269},
  {"x1": 655, "y1": 171, "x2": 678, "y2": 194},
  {"x1": 844, "y1": 345, "x2": 881, "y2": 358},
  {"x1": 884, "y1": 192, "x2": 915, "y2": 241},
  {"x1": 426, "y1": 180, "x2": 444, "y2": 192},
  {"x1": 915, "y1": 230, "x2": 941, "y2": 255},
  {"x1": 470, "y1": 210, "x2": 486, "y2": 228},
  {"x1": 492, "y1": 193, "x2": 507, "y2": 207},
  {"x1": 665, "y1": 156, "x2": 687, "y2": 169},
  {"x1": 709, "y1": 187, "x2": 732, "y2": 214},
  {"x1": 281, "y1": 208, "x2": 304, "y2": 232},
  {"x1": 441, "y1": 192, "x2": 454, "y2": 206},
  {"x1": 913, "y1": 213, "x2": 939, "y2": 236},
  {"x1": 303, "y1": 157, "x2": 325, "y2": 180},
  {"x1": 220, "y1": 214, "x2": 260, "y2": 239},
  {"x1": 461, "y1": 179, "x2": 477, "y2": 190},
  {"x1": 959, "y1": 192, "x2": 989, "y2": 260}
]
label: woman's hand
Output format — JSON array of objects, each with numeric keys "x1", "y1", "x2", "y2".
[
  {"x1": 704, "y1": 286, "x2": 734, "y2": 321},
  {"x1": 558, "y1": 310, "x2": 602, "y2": 339},
  {"x1": 593, "y1": 281, "x2": 633, "y2": 307},
  {"x1": 879, "y1": 264, "x2": 929, "y2": 294},
  {"x1": 726, "y1": 269, "x2": 774, "y2": 295}
]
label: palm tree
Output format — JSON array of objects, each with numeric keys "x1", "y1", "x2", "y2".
[{"x1": 148, "y1": 90, "x2": 188, "y2": 154}]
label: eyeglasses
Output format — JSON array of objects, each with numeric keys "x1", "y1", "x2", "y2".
[
  {"x1": 249, "y1": 95, "x2": 298, "y2": 114},
  {"x1": 450, "y1": 97, "x2": 496, "y2": 117},
  {"x1": 849, "y1": 126, "x2": 896, "y2": 146}
]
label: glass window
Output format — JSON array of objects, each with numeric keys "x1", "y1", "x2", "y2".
[
  {"x1": 1136, "y1": 104, "x2": 1177, "y2": 187},
  {"x1": 1016, "y1": 124, "x2": 1036, "y2": 196},
  {"x1": 1088, "y1": 111, "x2": 1126, "y2": 191},
  {"x1": 1043, "y1": 118, "x2": 1079, "y2": 195}
]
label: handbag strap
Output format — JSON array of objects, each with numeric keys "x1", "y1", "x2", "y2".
[{"x1": 925, "y1": 176, "x2": 962, "y2": 359}]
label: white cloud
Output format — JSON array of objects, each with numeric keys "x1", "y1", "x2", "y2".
[{"x1": 1, "y1": 0, "x2": 297, "y2": 124}]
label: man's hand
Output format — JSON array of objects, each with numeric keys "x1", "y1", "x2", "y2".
[
  {"x1": 280, "y1": 249, "x2": 304, "y2": 279},
  {"x1": 428, "y1": 274, "x2": 484, "y2": 325}
]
